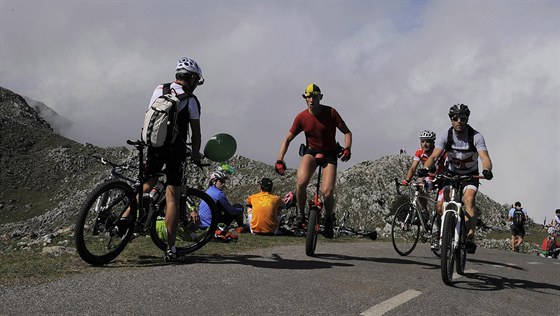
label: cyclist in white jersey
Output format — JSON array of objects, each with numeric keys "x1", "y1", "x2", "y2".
[{"x1": 419, "y1": 104, "x2": 493, "y2": 254}]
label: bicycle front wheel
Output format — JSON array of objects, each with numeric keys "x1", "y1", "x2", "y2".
[
  {"x1": 391, "y1": 203, "x2": 420, "y2": 256},
  {"x1": 74, "y1": 179, "x2": 136, "y2": 265},
  {"x1": 305, "y1": 206, "x2": 320, "y2": 256},
  {"x1": 441, "y1": 211, "x2": 457, "y2": 285},
  {"x1": 456, "y1": 216, "x2": 467, "y2": 275},
  {"x1": 150, "y1": 188, "x2": 219, "y2": 254}
]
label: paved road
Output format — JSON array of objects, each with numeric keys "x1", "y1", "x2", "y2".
[{"x1": 1, "y1": 241, "x2": 558, "y2": 315}]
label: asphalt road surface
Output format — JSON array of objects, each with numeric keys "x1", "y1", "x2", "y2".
[{"x1": 1, "y1": 241, "x2": 558, "y2": 315}]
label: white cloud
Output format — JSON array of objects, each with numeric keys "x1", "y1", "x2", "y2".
[{"x1": 1, "y1": 0, "x2": 558, "y2": 223}]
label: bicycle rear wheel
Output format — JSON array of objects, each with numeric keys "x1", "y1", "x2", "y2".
[
  {"x1": 441, "y1": 211, "x2": 457, "y2": 285},
  {"x1": 150, "y1": 188, "x2": 219, "y2": 254},
  {"x1": 305, "y1": 206, "x2": 320, "y2": 256},
  {"x1": 391, "y1": 203, "x2": 420, "y2": 256},
  {"x1": 74, "y1": 180, "x2": 136, "y2": 265},
  {"x1": 456, "y1": 217, "x2": 467, "y2": 275}
]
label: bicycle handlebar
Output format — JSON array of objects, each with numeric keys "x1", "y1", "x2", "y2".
[
  {"x1": 434, "y1": 173, "x2": 485, "y2": 182},
  {"x1": 394, "y1": 178, "x2": 425, "y2": 195},
  {"x1": 92, "y1": 155, "x2": 136, "y2": 171}
]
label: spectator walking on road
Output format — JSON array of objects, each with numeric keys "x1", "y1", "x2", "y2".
[{"x1": 508, "y1": 201, "x2": 528, "y2": 252}]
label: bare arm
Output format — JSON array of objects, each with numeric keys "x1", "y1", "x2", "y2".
[
  {"x1": 277, "y1": 132, "x2": 295, "y2": 161},
  {"x1": 190, "y1": 119, "x2": 201, "y2": 161},
  {"x1": 338, "y1": 122, "x2": 352, "y2": 150},
  {"x1": 423, "y1": 147, "x2": 443, "y2": 171},
  {"x1": 478, "y1": 149, "x2": 492, "y2": 171},
  {"x1": 405, "y1": 160, "x2": 420, "y2": 182}
]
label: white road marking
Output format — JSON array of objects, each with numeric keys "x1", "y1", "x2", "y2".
[
  {"x1": 526, "y1": 262, "x2": 543, "y2": 265},
  {"x1": 360, "y1": 289, "x2": 422, "y2": 316}
]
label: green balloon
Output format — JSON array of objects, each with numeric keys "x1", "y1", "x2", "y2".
[{"x1": 204, "y1": 133, "x2": 237, "y2": 162}]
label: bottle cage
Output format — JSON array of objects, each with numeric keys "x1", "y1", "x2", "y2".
[{"x1": 299, "y1": 143, "x2": 306, "y2": 157}]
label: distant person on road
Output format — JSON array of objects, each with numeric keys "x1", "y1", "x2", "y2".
[
  {"x1": 507, "y1": 201, "x2": 528, "y2": 252},
  {"x1": 245, "y1": 178, "x2": 285, "y2": 235}
]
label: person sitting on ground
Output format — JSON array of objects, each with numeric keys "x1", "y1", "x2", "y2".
[
  {"x1": 199, "y1": 171, "x2": 243, "y2": 229},
  {"x1": 507, "y1": 201, "x2": 528, "y2": 252},
  {"x1": 245, "y1": 178, "x2": 285, "y2": 235}
]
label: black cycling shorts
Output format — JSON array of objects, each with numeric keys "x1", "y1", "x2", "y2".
[
  {"x1": 145, "y1": 145, "x2": 186, "y2": 186},
  {"x1": 303, "y1": 146, "x2": 338, "y2": 166},
  {"x1": 510, "y1": 224, "x2": 525, "y2": 237}
]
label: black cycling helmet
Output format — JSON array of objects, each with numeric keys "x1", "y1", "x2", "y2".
[
  {"x1": 556, "y1": 208, "x2": 560, "y2": 215},
  {"x1": 448, "y1": 104, "x2": 471, "y2": 119}
]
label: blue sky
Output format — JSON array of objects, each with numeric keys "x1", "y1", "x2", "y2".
[{"x1": 1, "y1": 0, "x2": 558, "y2": 224}]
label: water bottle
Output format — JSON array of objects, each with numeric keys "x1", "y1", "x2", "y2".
[{"x1": 149, "y1": 181, "x2": 165, "y2": 201}]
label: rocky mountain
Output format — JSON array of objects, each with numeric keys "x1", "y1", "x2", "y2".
[
  {"x1": 23, "y1": 95, "x2": 73, "y2": 137},
  {"x1": 0, "y1": 86, "x2": 514, "y2": 247}
]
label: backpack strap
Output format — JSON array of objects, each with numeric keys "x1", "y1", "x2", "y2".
[
  {"x1": 445, "y1": 125, "x2": 476, "y2": 153},
  {"x1": 162, "y1": 82, "x2": 191, "y2": 101}
]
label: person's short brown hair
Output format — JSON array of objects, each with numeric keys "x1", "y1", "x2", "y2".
[{"x1": 258, "y1": 178, "x2": 273, "y2": 192}]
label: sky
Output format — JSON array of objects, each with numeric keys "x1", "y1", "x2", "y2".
[{"x1": 1, "y1": 0, "x2": 558, "y2": 224}]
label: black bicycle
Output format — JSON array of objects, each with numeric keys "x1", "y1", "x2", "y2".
[
  {"x1": 437, "y1": 173, "x2": 485, "y2": 285},
  {"x1": 334, "y1": 211, "x2": 377, "y2": 239},
  {"x1": 392, "y1": 178, "x2": 441, "y2": 257},
  {"x1": 74, "y1": 140, "x2": 219, "y2": 265}
]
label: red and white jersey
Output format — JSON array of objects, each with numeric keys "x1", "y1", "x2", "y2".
[{"x1": 413, "y1": 148, "x2": 447, "y2": 174}]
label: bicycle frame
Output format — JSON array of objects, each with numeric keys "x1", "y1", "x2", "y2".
[
  {"x1": 439, "y1": 175, "x2": 483, "y2": 248},
  {"x1": 394, "y1": 179, "x2": 435, "y2": 234}
]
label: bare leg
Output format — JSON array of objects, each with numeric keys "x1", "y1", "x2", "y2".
[
  {"x1": 321, "y1": 163, "x2": 337, "y2": 218},
  {"x1": 295, "y1": 155, "x2": 316, "y2": 214},
  {"x1": 165, "y1": 185, "x2": 180, "y2": 248},
  {"x1": 463, "y1": 188, "x2": 477, "y2": 239}
]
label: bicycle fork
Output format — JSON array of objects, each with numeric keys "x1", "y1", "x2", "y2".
[{"x1": 440, "y1": 201, "x2": 463, "y2": 249}]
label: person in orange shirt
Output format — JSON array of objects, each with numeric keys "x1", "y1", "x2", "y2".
[{"x1": 246, "y1": 178, "x2": 285, "y2": 235}]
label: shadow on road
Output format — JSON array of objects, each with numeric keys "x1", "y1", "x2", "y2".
[
  {"x1": 453, "y1": 272, "x2": 560, "y2": 294},
  {"x1": 314, "y1": 253, "x2": 440, "y2": 270},
  {"x1": 164, "y1": 253, "x2": 355, "y2": 270},
  {"x1": 468, "y1": 258, "x2": 526, "y2": 271}
]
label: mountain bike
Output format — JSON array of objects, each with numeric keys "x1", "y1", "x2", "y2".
[
  {"x1": 392, "y1": 178, "x2": 441, "y2": 257},
  {"x1": 74, "y1": 140, "x2": 218, "y2": 265},
  {"x1": 437, "y1": 173, "x2": 485, "y2": 285}
]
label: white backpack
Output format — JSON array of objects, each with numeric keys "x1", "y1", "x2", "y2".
[{"x1": 141, "y1": 83, "x2": 189, "y2": 148}]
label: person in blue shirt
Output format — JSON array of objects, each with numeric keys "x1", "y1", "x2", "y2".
[{"x1": 199, "y1": 171, "x2": 243, "y2": 228}]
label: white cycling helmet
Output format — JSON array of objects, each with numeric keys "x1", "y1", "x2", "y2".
[
  {"x1": 210, "y1": 170, "x2": 227, "y2": 182},
  {"x1": 176, "y1": 57, "x2": 204, "y2": 85},
  {"x1": 419, "y1": 130, "x2": 436, "y2": 140}
]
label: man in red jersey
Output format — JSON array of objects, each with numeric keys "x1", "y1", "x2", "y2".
[{"x1": 275, "y1": 84, "x2": 352, "y2": 238}]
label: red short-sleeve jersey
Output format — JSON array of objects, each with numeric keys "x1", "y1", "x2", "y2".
[{"x1": 289, "y1": 106, "x2": 345, "y2": 152}]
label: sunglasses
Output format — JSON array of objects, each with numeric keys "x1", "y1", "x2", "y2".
[
  {"x1": 420, "y1": 139, "x2": 433, "y2": 143},
  {"x1": 451, "y1": 115, "x2": 468, "y2": 122}
]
